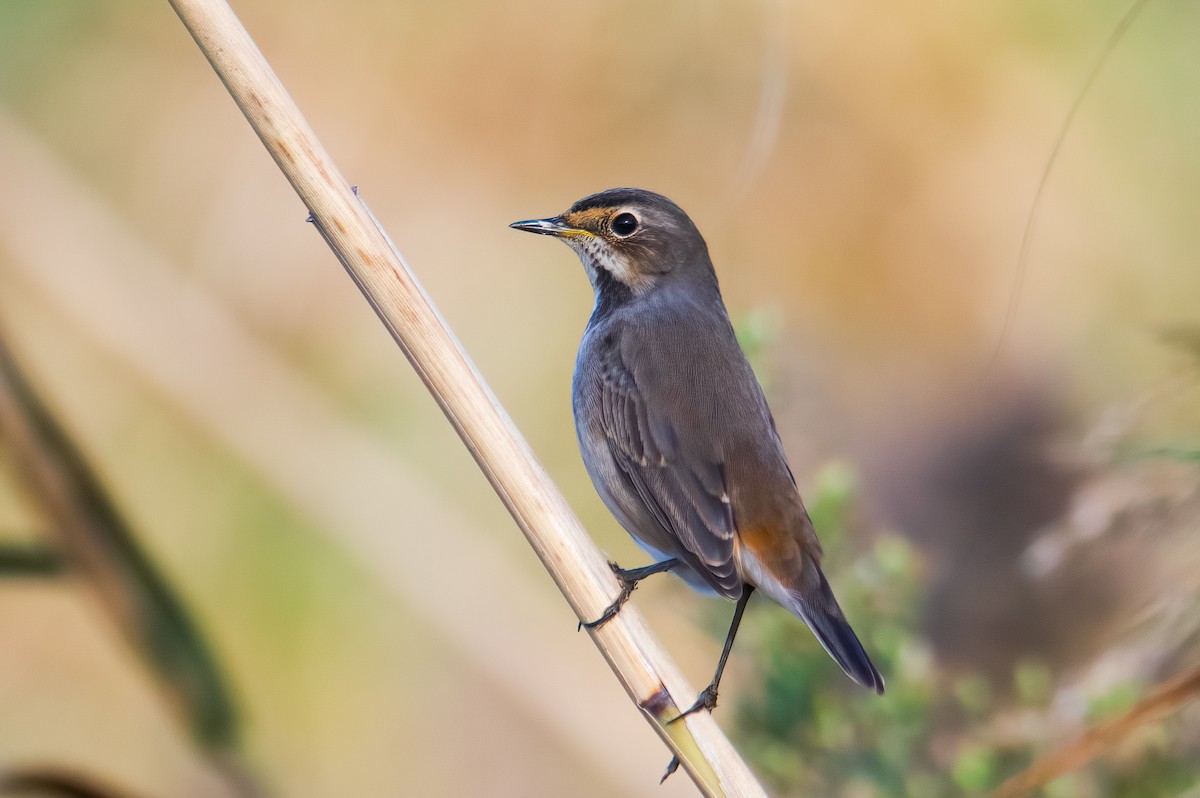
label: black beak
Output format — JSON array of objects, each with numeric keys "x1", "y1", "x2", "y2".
[{"x1": 509, "y1": 216, "x2": 577, "y2": 237}]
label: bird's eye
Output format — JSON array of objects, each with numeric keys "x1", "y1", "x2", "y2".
[{"x1": 611, "y1": 212, "x2": 639, "y2": 237}]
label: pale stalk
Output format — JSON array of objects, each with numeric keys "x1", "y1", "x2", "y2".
[{"x1": 164, "y1": 0, "x2": 767, "y2": 794}]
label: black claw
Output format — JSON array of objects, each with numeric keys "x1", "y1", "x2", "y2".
[
  {"x1": 578, "y1": 559, "x2": 679, "y2": 631},
  {"x1": 580, "y1": 563, "x2": 634, "y2": 630},
  {"x1": 660, "y1": 756, "x2": 680, "y2": 784},
  {"x1": 667, "y1": 684, "x2": 719, "y2": 724}
]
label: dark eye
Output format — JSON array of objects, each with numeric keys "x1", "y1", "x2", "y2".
[{"x1": 611, "y1": 212, "x2": 638, "y2": 237}]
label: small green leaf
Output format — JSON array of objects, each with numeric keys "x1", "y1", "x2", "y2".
[
  {"x1": 1044, "y1": 772, "x2": 1080, "y2": 798},
  {"x1": 1014, "y1": 658, "x2": 1053, "y2": 706},
  {"x1": 952, "y1": 744, "x2": 996, "y2": 793},
  {"x1": 953, "y1": 674, "x2": 992, "y2": 715},
  {"x1": 1087, "y1": 680, "x2": 1141, "y2": 721},
  {"x1": 874, "y1": 536, "x2": 915, "y2": 580}
]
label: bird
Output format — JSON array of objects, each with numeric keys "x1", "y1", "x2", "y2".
[{"x1": 510, "y1": 188, "x2": 884, "y2": 720}]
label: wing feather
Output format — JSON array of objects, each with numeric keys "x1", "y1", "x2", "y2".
[{"x1": 596, "y1": 342, "x2": 740, "y2": 597}]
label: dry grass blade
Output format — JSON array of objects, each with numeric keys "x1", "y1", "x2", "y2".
[
  {"x1": 0, "y1": 336, "x2": 240, "y2": 751},
  {"x1": 0, "y1": 541, "x2": 63, "y2": 576},
  {"x1": 989, "y1": 663, "x2": 1200, "y2": 798},
  {"x1": 987, "y1": 0, "x2": 1152, "y2": 372},
  {"x1": 0, "y1": 336, "x2": 263, "y2": 798},
  {"x1": 164, "y1": 0, "x2": 766, "y2": 794},
  {"x1": 0, "y1": 768, "x2": 146, "y2": 798}
]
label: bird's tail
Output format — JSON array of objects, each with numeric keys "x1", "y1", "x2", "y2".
[{"x1": 784, "y1": 564, "x2": 885, "y2": 694}]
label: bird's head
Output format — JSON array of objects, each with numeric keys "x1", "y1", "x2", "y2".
[{"x1": 510, "y1": 188, "x2": 713, "y2": 300}]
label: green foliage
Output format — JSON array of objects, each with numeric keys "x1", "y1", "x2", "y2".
[
  {"x1": 0, "y1": 3, "x2": 104, "y2": 105},
  {"x1": 1014, "y1": 657, "x2": 1054, "y2": 706},
  {"x1": 1102, "y1": 745, "x2": 1200, "y2": 797},
  {"x1": 727, "y1": 464, "x2": 1200, "y2": 796},
  {"x1": 1087, "y1": 680, "x2": 1141, "y2": 721},
  {"x1": 733, "y1": 308, "x2": 784, "y2": 391},
  {"x1": 1139, "y1": 446, "x2": 1200, "y2": 463},
  {"x1": 0, "y1": 541, "x2": 63, "y2": 577},
  {"x1": 952, "y1": 744, "x2": 997, "y2": 793}
]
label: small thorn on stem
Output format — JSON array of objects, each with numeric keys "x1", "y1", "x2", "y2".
[{"x1": 660, "y1": 756, "x2": 680, "y2": 784}]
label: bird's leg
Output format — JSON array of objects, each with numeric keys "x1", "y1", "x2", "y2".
[
  {"x1": 579, "y1": 558, "x2": 681, "y2": 630},
  {"x1": 669, "y1": 585, "x2": 755, "y2": 723}
]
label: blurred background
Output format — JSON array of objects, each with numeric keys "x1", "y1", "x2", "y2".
[{"x1": 1, "y1": 0, "x2": 1198, "y2": 796}]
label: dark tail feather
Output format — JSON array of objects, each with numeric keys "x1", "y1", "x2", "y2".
[{"x1": 791, "y1": 567, "x2": 885, "y2": 694}]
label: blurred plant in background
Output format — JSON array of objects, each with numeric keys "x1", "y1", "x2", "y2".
[{"x1": 730, "y1": 461, "x2": 1200, "y2": 797}]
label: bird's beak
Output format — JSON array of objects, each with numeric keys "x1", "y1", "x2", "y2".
[{"x1": 509, "y1": 216, "x2": 592, "y2": 238}]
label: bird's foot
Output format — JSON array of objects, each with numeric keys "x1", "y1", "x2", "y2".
[
  {"x1": 578, "y1": 561, "x2": 636, "y2": 631},
  {"x1": 577, "y1": 558, "x2": 680, "y2": 631},
  {"x1": 667, "y1": 684, "x2": 719, "y2": 724}
]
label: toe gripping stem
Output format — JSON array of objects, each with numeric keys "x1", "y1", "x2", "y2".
[{"x1": 578, "y1": 558, "x2": 679, "y2": 631}]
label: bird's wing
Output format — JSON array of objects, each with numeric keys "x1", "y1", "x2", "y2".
[{"x1": 595, "y1": 341, "x2": 741, "y2": 598}]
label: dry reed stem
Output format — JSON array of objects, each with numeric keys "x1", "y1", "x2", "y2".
[
  {"x1": 164, "y1": 0, "x2": 766, "y2": 794},
  {"x1": 989, "y1": 663, "x2": 1200, "y2": 798}
]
